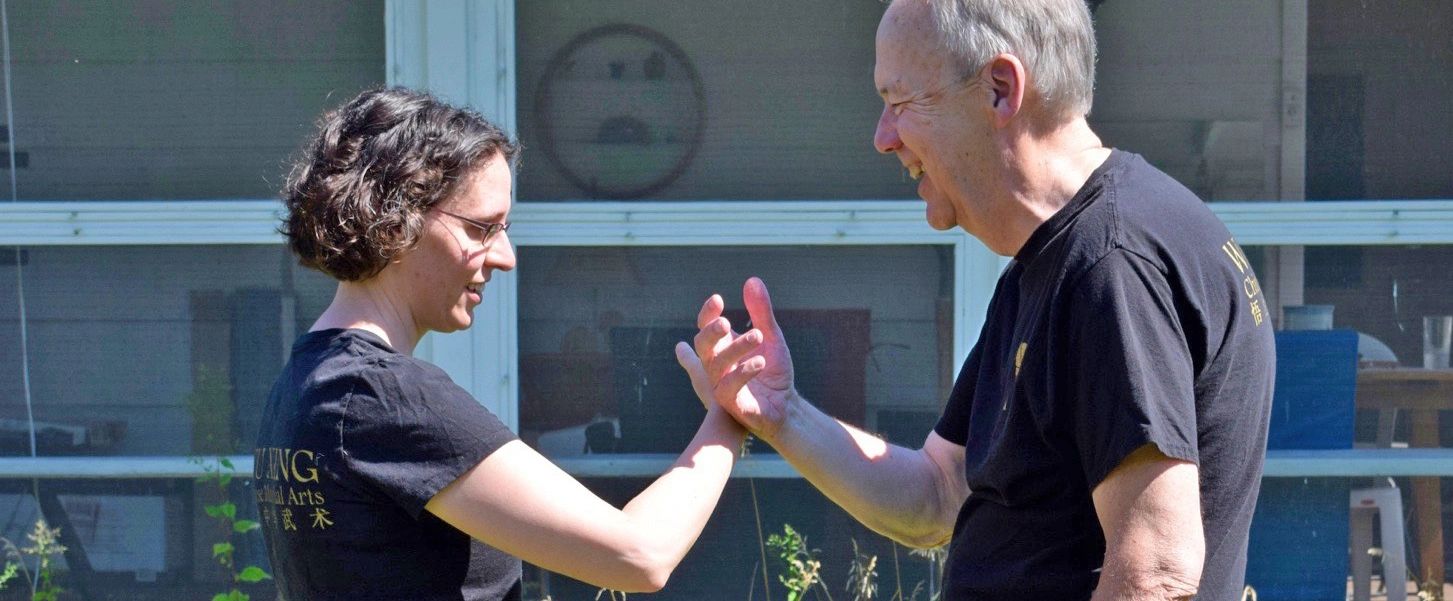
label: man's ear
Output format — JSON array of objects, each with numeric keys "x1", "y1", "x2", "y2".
[{"x1": 985, "y1": 53, "x2": 1026, "y2": 127}]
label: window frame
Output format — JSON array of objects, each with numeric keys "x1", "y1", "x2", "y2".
[{"x1": 2, "y1": 0, "x2": 1452, "y2": 479}]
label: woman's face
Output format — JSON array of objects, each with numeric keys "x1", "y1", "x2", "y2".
[{"x1": 394, "y1": 154, "x2": 516, "y2": 335}]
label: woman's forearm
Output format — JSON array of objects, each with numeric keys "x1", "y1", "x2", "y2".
[{"x1": 616, "y1": 407, "x2": 747, "y2": 588}]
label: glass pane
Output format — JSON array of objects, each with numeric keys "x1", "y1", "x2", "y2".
[
  {"x1": 1246, "y1": 243, "x2": 1453, "y2": 596},
  {"x1": 1249, "y1": 475, "x2": 1451, "y2": 599},
  {"x1": 0, "y1": 246, "x2": 334, "y2": 456},
  {"x1": 1243, "y1": 244, "x2": 1453, "y2": 367},
  {"x1": 1091, "y1": 1, "x2": 1284, "y2": 201},
  {"x1": 524, "y1": 477, "x2": 940, "y2": 601},
  {"x1": 7, "y1": 1, "x2": 384, "y2": 201},
  {"x1": 1092, "y1": 1, "x2": 1453, "y2": 202},
  {"x1": 0, "y1": 476, "x2": 274, "y2": 599},
  {"x1": 515, "y1": 2, "x2": 909, "y2": 201},
  {"x1": 517, "y1": 246, "x2": 954, "y2": 455},
  {"x1": 1306, "y1": 0, "x2": 1453, "y2": 201}
]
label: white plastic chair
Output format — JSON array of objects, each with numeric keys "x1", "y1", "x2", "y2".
[{"x1": 1349, "y1": 483, "x2": 1407, "y2": 601}]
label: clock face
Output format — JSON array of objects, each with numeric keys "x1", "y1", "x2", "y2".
[{"x1": 534, "y1": 24, "x2": 706, "y2": 200}]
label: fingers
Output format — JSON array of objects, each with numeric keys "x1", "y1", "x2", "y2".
[
  {"x1": 674, "y1": 341, "x2": 713, "y2": 410},
  {"x1": 716, "y1": 355, "x2": 766, "y2": 401},
  {"x1": 697, "y1": 293, "x2": 724, "y2": 330},
  {"x1": 677, "y1": 339, "x2": 763, "y2": 412},
  {"x1": 694, "y1": 293, "x2": 734, "y2": 368},
  {"x1": 743, "y1": 277, "x2": 784, "y2": 342},
  {"x1": 693, "y1": 315, "x2": 735, "y2": 367},
  {"x1": 710, "y1": 329, "x2": 763, "y2": 382}
]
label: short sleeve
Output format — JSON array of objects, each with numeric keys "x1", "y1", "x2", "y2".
[
  {"x1": 339, "y1": 358, "x2": 517, "y2": 518},
  {"x1": 934, "y1": 341, "x2": 983, "y2": 446},
  {"x1": 1065, "y1": 250, "x2": 1198, "y2": 488}
]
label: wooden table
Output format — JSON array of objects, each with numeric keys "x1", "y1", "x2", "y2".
[{"x1": 1357, "y1": 368, "x2": 1453, "y2": 588}]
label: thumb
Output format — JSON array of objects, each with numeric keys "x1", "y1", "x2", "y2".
[
  {"x1": 675, "y1": 341, "x2": 713, "y2": 409},
  {"x1": 743, "y1": 277, "x2": 784, "y2": 342}
]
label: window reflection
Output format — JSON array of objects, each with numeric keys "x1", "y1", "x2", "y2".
[
  {"x1": 0, "y1": 246, "x2": 334, "y2": 456},
  {"x1": 1093, "y1": 0, "x2": 1452, "y2": 202},
  {"x1": 516, "y1": 246, "x2": 954, "y2": 455},
  {"x1": 8, "y1": 1, "x2": 384, "y2": 201}
]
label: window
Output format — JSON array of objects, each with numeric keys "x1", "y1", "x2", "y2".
[
  {"x1": 0, "y1": 2, "x2": 382, "y2": 597},
  {"x1": 1, "y1": 0, "x2": 1451, "y2": 598},
  {"x1": 7, "y1": 1, "x2": 385, "y2": 201},
  {"x1": 0, "y1": 245, "x2": 336, "y2": 457},
  {"x1": 516, "y1": 0, "x2": 906, "y2": 201},
  {"x1": 517, "y1": 245, "x2": 954, "y2": 456}
]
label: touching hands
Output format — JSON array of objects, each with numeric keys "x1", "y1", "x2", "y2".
[{"x1": 674, "y1": 277, "x2": 799, "y2": 441}]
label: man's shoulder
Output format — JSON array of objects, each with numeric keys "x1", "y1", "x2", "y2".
[
  {"x1": 1091, "y1": 152, "x2": 1236, "y2": 269},
  {"x1": 1104, "y1": 151, "x2": 1225, "y2": 235}
]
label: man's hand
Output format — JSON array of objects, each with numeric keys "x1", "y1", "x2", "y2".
[
  {"x1": 678, "y1": 277, "x2": 968, "y2": 547},
  {"x1": 678, "y1": 277, "x2": 797, "y2": 441}
]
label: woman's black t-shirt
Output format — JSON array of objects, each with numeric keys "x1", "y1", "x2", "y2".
[{"x1": 255, "y1": 328, "x2": 521, "y2": 600}]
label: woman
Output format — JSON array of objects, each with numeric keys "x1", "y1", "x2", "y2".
[{"x1": 256, "y1": 87, "x2": 759, "y2": 600}]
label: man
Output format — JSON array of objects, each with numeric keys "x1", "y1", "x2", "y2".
[{"x1": 677, "y1": 0, "x2": 1275, "y2": 599}]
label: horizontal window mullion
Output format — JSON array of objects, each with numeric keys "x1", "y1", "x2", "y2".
[
  {"x1": 0, "y1": 449, "x2": 1449, "y2": 479},
  {"x1": 0, "y1": 456, "x2": 251, "y2": 479},
  {"x1": 4, "y1": 199, "x2": 1452, "y2": 246}
]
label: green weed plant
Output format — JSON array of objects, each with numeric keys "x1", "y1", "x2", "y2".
[
  {"x1": 196, "y1": 456, "x2": 271, "y2": 601},
  {"x1": 0, "y1": 519, "x2": 68, "y2": 601}
]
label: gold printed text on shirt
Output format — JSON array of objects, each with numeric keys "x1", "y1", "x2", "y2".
[{"x1": 1220, "y1": 237, "x2": 1266, "y2": 327}]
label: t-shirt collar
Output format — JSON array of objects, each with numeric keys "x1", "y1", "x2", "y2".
[
  {"x1": 294, "y1": 328, "x2": 397, "y2": 354},
  {"x1": 1013, "y1": 149, "x2": 1129, "y2": 264}
]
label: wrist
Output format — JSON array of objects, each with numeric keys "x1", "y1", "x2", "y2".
[
  {"x1": 706, "y1": 404, "x2": 749, "y2": 441},
  {"x1": 758, "y1": 388, "x2": 806, "y2": 447}
]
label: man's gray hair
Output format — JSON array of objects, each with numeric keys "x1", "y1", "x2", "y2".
[{"x1": 922, "y1": 0, "x2": 1097, "y2": 119}]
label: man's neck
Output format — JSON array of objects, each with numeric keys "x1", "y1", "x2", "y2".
[{"x1": 993, "y1": 118, "x2": 1111, "y2": 256}]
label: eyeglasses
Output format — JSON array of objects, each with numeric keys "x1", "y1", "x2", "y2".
[{"x1": 438, "y1": 209, "x2": 510, "y2": 243}]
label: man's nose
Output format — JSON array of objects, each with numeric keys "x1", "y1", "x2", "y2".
[{"x1": 874, "y1": 105, "x2": 902, "y2": 155}]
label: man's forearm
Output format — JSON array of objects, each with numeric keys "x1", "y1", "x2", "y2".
[
  {"x1": 1089, "y1": 559, "x2": 1200, "y2": 601},
  {"x1": 762, "y1": 393, "x2": 966, "y2": 547},
  {"x1": 1089, "y1": 448, "x2": 1204, "y2": 601}
]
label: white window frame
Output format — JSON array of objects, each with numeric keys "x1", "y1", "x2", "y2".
[{"x1": 2, "y1": 0, "x2": 1452, "y2": 479}]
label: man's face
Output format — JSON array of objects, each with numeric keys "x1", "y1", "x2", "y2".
[{"x1": 873, "y1": 2, "x2": 995, "y2": 235}]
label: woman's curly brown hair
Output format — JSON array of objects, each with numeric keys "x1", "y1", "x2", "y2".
[{"x1": 280, "y1": 87, "x2": 519, "y2": 281}]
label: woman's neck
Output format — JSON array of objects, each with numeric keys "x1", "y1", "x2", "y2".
[{"x1": 310, "y1": 280, "x2": 421, "y2": 355}]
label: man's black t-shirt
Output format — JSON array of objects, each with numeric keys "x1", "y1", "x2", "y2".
[
  {"x1": 255, "y1": 328, "x2": 521, "y2": 601},
  {"x1": 934, "y1": 151, "x2": 1274, "y2": 600}
]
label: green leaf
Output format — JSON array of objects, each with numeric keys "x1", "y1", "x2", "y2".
[
  {"x1": 212, "y1": 594, "x2": 230, "y2": 601},
  {"x1": 233, "y1": 520, "x2": 259, "y2": 533},
  {"x1": 230, "y1": 590, "x2": 249, "y2": 601},
  {"x1": 237, "y1": 566, "x2": 271, "y2": 583},
  {"x1": 212, "y1": 542, "x2": 234, "y2": 558},
  {"x1": 219, "y1": 473, "x2": 234, "y2": 487},
  {"x1": 220, "y1": 502, "x2": 237, "y2": 520},
  {"x1": 220, "y1": 457, "x2": 234, "y2": 470},
  {"x1": 204, "y1": 504, "x2": 224, "y2": 519}
]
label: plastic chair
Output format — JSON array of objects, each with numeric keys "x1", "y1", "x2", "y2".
[{"x1": 1350, "y1": 484, "x2": 1407, "y2": 601}]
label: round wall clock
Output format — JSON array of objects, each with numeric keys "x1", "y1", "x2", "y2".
[{"x1": 534, "y1": 23, "x2": 706, "y2": 200}]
